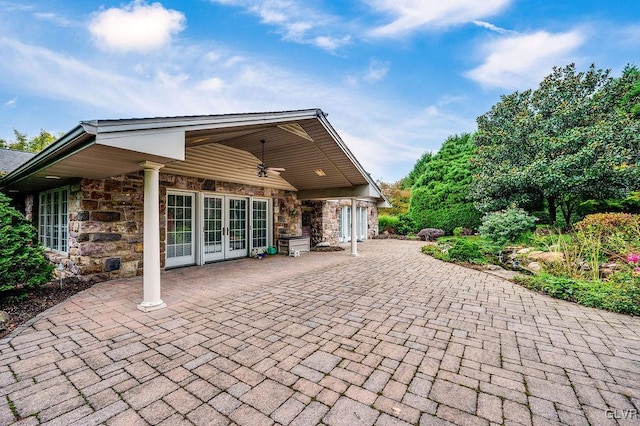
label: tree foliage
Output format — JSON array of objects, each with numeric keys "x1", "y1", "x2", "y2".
[
  {"x1": 408, "y1": 133, "x2": 481, "y2": 234},
  {"x1": 403, "y1": 152, "x2": 433, "y2": 189},
  {"x1": 377, "y1": 179, "x2": 410, "y2": 216},
  {"x1": 0, "y1": 193, "x2": 54, "y2": 296},
  {"x1": 0, "y1": 129, "x2": 57, "y2": 153},
  {"x1": 472, "y1": 63, "x2": 640, "y2": 226}
]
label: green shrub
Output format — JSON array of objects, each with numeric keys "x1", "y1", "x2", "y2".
[
  {"x1": 0, "y1": 193, "x2": 54, "y2": 296},
  {"x1": 378, "y1": 214, "x2": 416, "y2": 236},
  {"x1": 515, "y1": 272, "x2": 640, "y2": 315},
  {"x1": 447, "y1": 239, "x2": 486, "y2": 264},
  {"x1": 421, "y1": 244, "x2": 449, "y2": 261},
  {"x1": 421, "y1": 236, "x2": 492, "y2": 265},
  {"x1": 378, "y1": 215, "x2": 400, "y2": 234},
  {"x1": 396, "y1": 214, "x2": 416, "y2": 235},
  {"x1": 407, "y1": 134, "x2": 481, "y2": 235},
  {"x1": 410, "y1": 198, "x2": 481, "y2": 235},
  {"x1": 479, "y1": 207, "x2": 537, "y2": 245}
]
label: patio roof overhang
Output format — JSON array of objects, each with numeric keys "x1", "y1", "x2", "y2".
[{"x1": 0, "y1": 109, "x2": 390, "y2": 206}]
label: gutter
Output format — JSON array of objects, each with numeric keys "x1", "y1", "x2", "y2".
[
  {"x1": 0, "y1": 125, "x2": 94, "y2": 191},
  {"x1": 79, "y1": 109, "x2": 324, "y2": 134}
]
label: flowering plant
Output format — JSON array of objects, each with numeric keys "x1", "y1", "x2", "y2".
[{"x1": 628, "y1": 253, "x2": 640, "y2": 264}]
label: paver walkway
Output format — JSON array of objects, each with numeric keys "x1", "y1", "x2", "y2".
[{"x1": 1, "y1": 239, "x2": 640, "y2": 426}]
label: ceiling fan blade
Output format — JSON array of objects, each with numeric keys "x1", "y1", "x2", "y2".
[{"x1": 268, "y1": 167, "x2": 285, "y2": 172}]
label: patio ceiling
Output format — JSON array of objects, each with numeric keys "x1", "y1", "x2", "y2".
[{"x1": 0, "y1": 109, "x2": 387, "y2": 202}]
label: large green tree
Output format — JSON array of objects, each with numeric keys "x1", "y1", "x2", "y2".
[
  {"x1": 0, "y1": 129, "x2": 57, "y2": 153},
  {"x1": 472, "y1": 63, "x2": 640, "y2": 226},
  {"x1": 408, "y1": 133, "x2": 481, "y2": 234},
  {"x1": 403, "y1": 151, "x2": 433, "y2": 189}
]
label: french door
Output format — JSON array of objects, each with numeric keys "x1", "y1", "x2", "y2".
[{"x1": 167, "y1": 192, "x2": 270, "y2": 267}]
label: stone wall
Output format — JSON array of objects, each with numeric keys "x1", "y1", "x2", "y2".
[
  {"x1": 45, "y1": 172, "x2": 301, "y2": 283},
  {"x1": 67, "y1": 173, "x2": 145, "y2": 282},
  {"x1": 323, "y1": 200, "x2": 341, "y2": 245},
  {"x1": 25, "y1": 173, "x2": 380, "y2": 283},
  {"x1": 301, "y1": 199, "x2": 378, "y2": 246}
]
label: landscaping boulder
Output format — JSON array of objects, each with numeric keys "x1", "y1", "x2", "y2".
[
  {"x1": 527, "y1": 262, "x2": 542, "y2": 273},
  {"x1": 0, "y1": 311, "x2": 9, "y2": 332},
  {"x1": 417, "y1": 228, "x2": 445, "y2": 242},
  {"x1": 526, "y1": 250, "x2": 564, "y2": 263}
]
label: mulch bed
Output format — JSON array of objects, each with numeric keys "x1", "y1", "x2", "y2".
[
  {"x1": 0, "y1": 279, "x2": 94, "y2": 339},
  {"x1": 311, "y1": 246, "x2": 345, "y2": 252}
]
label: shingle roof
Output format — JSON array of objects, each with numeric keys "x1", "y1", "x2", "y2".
[{"x1": 0, "y1": 148, "x2": 36, "y2": 175}]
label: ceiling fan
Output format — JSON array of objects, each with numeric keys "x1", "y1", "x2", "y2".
[{"x1": 257, "y1": 139, "x2": 285, "y2": 177}]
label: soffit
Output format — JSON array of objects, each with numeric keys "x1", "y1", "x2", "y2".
[
  {"x1": 182, "y1": 118, "x2": 369, "y2": 191},
  {"x1": 2, "y1": 112, "x2": 378, "y2": 198}
]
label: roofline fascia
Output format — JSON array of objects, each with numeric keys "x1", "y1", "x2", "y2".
[
  {"x1": 0, "y1": 125, "x2": 92, "y2": 190},
  {"x1": 81, "y1": 109, "x2": 324, "y2": 135}
]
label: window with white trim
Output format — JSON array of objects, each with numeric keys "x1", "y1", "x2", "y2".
[
  {"x1": 39, "y1": 187, "x2": 69, "y2": 253},
  {"x1": 339, "y1": 206, "x2": 367, "y2": 242}
]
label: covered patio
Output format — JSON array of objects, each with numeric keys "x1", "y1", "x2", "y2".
[
  {"x1": 0, "y1": 109, "x2": 389, "y2": 312},
  {"x1": 2, "y1": 239, "x2": 639, "y2": 425}
]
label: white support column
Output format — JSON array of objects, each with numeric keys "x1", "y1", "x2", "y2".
[
  {"x1": 137, "y1": 161, "x2": 167, "y2": 312},
  {"x1": 350, "y1": 197, "x2": 359, "y2": 256}
]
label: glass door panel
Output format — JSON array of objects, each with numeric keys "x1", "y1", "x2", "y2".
[
  {"x1": 252, "y1": 199, "x2": 268, "y2": 250},
  {"x1": 227, "y1": 197, "x2": 247, "y2": 258},
  {"x1": 203, "y1": 195, "x2": 224, "y2": 262},
  {"x1": 166, "y1": 192, "x2": 195, "y2": 267}
]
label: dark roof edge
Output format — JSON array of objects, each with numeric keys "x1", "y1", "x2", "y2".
[
  {"x1": 80, "y1": 109, "x2": 324, "y2": 134},
  {"x1": 0, "y1": 125, "x2": 91, "y2": 191}
]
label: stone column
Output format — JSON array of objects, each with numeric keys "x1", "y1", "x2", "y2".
[
  {"x1": 137, "y1": 161, "x2": 167, "y2": 312},
  {"x1": 350, "y1": 197, "x2": 358, "y2": 256}
]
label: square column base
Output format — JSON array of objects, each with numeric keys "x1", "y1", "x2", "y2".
[{"x1": 137, "y1": 301, "x2": 167, "y2": 312}]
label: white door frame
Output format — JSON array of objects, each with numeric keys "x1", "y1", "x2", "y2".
[
  {"x1": 226, "y1": 196, "x2": 249, "y2": 259},
  {"x1": 166, "y1": 191, "x2": 197, "y2": 268},
  {"x1": 167, "y1": 191, "x2": 273, "y2": 267},
  {"x1": 201, "y1": 193, "x2": 225, "y2": 263}
]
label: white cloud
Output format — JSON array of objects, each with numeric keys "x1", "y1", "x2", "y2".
[
  {"x1": 2, "y1": 96, "x2": 17, "y2": 109},
  {"x1": 366, "y1": 0, "x2": 512, "y2": 37},
  {"x1": 0, "y1": 33, "x2": 470, "y2": 182},
  {"x1": 34, "y1": 12, "x2": 74, "y2": 27},
  {"x1": 313, "y1": 35, "x2": 351, "y2": 52},
  {"x1": 209, "y1": 0, "x2": 351, "y2": 52},
  {"x1": 472, "y1": 20, "x2": 514, "y2": 34},
  {"x1": 465, "y1": 30, "x2": 585, "y2": 90},
  {"x1": 88, "y1": 1, "x2": 186, "y2": 53},
  {"x1": 364, "y1": 58, "x2": 390, "y2": 82},
  {"x1": 197, "y1": 77, "x2": 225, "y2": 91}
]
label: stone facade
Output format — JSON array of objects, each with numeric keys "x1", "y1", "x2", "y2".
[
  {"x1": 302, "y1": 199, "x2": 379, "y2": 246},
  {"x1": 22, "y1": 172, "x2": 379, "y2": 284},
  {"x1": 30, "y1": 172, "x2": 302, "y2": 284}
]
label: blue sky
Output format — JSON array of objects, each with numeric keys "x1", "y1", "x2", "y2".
[{"x1": 0, "y1": 1, "x2": 638, "y2": 182}]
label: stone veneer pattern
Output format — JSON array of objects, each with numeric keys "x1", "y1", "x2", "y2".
[
  {"x1": 30, "y1": 172, "x2": 377, "y2": 284},
  {"x1": 56, "y1": 171, "x2": 302, "y2": 283}
]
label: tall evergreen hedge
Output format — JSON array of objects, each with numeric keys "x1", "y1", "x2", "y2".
[{"x1": 408, "y1": 134, "x2": 481, "y2": 234}]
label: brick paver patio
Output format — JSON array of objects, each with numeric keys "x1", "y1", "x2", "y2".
[{"x1": 1, "y1": 239, "x2": 639, "y2": 425}]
